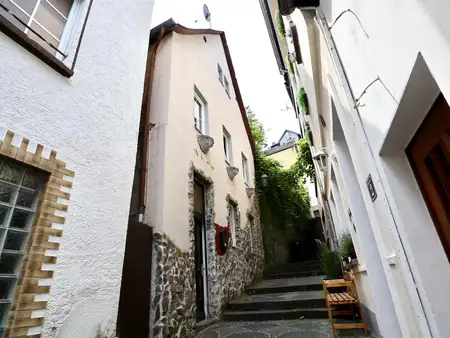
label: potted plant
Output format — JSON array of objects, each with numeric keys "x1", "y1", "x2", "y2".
[
  {"x1": 339, "y1": 231, "x2": 356, "y2": 264},
  {"x1": 316, "y1": 239, "x2": 342, "y2": 279}
]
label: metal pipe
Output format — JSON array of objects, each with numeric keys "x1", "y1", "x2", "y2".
[{"x1": 138, "y1": 28, "x2": 165, "y2": 223}]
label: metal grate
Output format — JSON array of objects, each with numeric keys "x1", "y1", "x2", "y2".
[{"x1": 0, "y1": 158, "x2": 46, "y2": 335}]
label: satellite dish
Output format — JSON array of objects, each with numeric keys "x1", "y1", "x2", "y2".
[{"x1": 203, "y1": 4, "x2": 211, "y2": 22}]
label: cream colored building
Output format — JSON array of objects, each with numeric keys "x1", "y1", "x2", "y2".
[{"x1": 137, "y1": 19, "x2": 264, "y2": 337}]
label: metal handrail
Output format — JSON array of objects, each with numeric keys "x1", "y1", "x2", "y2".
[{"x1": 0, "y1": 3, "x2": 67, "y2": 58}]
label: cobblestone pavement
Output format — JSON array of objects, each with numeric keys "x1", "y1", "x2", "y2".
[{"x1": 195, "y1": 319, "x2": 374, "y2": 338}]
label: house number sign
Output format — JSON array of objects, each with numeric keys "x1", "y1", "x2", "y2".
[{"x1": 366, "y1": 174, "x2": 377, "y2": 202}]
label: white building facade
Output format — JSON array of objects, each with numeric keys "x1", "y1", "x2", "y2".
[
  {"x1": 262, "y1": 0, "x2": 450, "y2": 337},
  {"x1": 0, "y1": 0, "x2": 155, "y2": 336}
]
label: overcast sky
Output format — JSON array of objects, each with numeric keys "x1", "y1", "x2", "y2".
[{"x1": 151, "y1": 0, "x2": 300, "y2": 145}]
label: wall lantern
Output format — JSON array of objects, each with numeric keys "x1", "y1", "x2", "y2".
[
  {"x1": 261, "y1": 174, "x2": 269, "y2": 188},
  {"x1": 313, "y1": 148, "x2": 328, "y2": 172}
]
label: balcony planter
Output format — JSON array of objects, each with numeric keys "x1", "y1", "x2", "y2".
[
  {"x1": 226, "y1": 166, "x2": 239, "y2": 180},
  {"x1": 197, "y1": 134, "x2": 214, "y2": 154},
  {"x1": 278, "y1": 0, "x2": 320, "y2": 16},
  {"x1": 246, "y1": 187, "x2": 255, "y2": 198}
]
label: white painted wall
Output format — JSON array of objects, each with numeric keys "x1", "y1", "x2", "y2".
[
  {"x1": 286, "y1": 0, "x2": 450, "y2": 336},
  {"x1": 0, "y1": 0, "x2": 154, "y2": 336},
  {"x1": 147, "y1": 32, "x2": 255, "y2": 251}
]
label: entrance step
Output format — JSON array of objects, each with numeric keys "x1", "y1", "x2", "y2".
[
  {"x1": 222, "y1": 307, "x2": 328, "y2": 321},
  {"x1": 247, "y1": 276, "x2": 325, "y2": 295},
  {"x1": 264, "y1": 269, "x2": 324, "y2": 279},
  {"x1": 227, "y1": 290, "x2": 325, "y2": 311},
  {"x1": 264, "y1": 260, "x2": 322, "y2": 275}
]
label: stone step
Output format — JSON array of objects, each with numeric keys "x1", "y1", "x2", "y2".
[
  {"x1": 228, "y1": 290, "x2": 325, "y2": 311},
  {"x1": 264, "y1": 260, "x2": 322, "y2": 275},
  {"x1": 264, "y1": 269, "x2": 325, "y2": 279},
  {"x1": 222, "y1": 307, "x2": 329, "y2": 321},
  {"x1": 247, "y1": 276, "x2": 324, "y2": 295}
]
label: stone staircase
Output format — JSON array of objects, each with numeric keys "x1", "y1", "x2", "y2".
[{"x1": 223, "y1": 260, "x2": 329, "y2": 321}]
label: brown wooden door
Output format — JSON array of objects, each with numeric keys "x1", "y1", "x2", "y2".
[{"x1": 407, "y1": 94, "x2": 450, "y2": 261}]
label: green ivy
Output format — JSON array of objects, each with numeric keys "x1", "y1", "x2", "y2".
[
  {"x1": 339, "y1": 231, "x2": 354, "y2": 258},
  {"x1": 291, "y1": 138, "x2": 315, "y2": 183},
  {"x1": 285, "y1": 55, "x2": 294, "y2": 75},
  {"x1": 298, "y1": 88, "x2": 309, "y2": 115},
  {"x1": 275, "y1": 9, "x2": 286, "y2": 37},
  {"x1": 247, "y1": 108, "x2": 312, "y2": 262}
]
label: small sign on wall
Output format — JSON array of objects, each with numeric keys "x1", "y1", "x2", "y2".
[{"x1": 366, "y1": 174, "x2": 377, "y2": 202}]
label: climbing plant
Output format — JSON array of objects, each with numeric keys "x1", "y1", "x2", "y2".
[
  {"x1": 275, "y1": 9, "x2": 286, "y2": 37},
  {"x1": 247, "y1": 108, "x2": 311, "y2": 262},
  {"x1": 291, "y1": 138, "x2": 315, "y2": 183},
  {"x1": 285, "y1": 55, "x2": 294, "y2": 75},
  {"x1": 298, "y1": 88, "x2": 309, "y2": 115}
]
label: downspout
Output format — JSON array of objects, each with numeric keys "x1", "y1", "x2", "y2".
[
  {"x1": 315, "y1": 8, "x2": 433, "y2": 337},
  {"x1": 138, "y1": 28, "x2": 165, "y2": 223}
]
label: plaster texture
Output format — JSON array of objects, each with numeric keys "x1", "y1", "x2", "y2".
[{"x1": 0, "y1": 0, "x2": 155, "y2": 336}]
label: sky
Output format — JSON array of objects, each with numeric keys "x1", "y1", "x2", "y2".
[{"x1": 151, "y1": 0, "x2": 300, "y2": 145}]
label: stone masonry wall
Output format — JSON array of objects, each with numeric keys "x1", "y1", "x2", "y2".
[{"x1": 151, "y1": 163, "x2": 264, "y2": 337}]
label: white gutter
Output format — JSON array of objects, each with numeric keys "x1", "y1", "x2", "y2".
[{"x1": 314, "y1": 7, "x2": 432, "y2": 338}]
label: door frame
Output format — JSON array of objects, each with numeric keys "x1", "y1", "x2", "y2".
[{"x1": 194, "y1": 179, "x2": 209, "y2": 319}]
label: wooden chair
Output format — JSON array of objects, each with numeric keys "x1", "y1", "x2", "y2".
[{"x1": 322, "y1": 271, "x2": 368, "y2": 338}]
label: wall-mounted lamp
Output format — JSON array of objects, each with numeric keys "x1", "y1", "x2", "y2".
[
  {"x1": 313, "y1": 148, "x2": 328, "y2": 172},
  {"x1": 261, "y1": 174, "x2": 269, "y2": 188}
]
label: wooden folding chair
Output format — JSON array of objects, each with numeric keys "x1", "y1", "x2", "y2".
[{"x1": 322, "y1": 271, "x2": 368, "y2": 338}]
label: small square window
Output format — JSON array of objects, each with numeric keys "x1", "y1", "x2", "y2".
[
  {"x1": 217, "y1": 64, "x2": 223, "y2": 84},
  {"x1": 193, "y1": 89, "x2": 207, "y2": 135},
  {"x1": 242, "y1": 154, "x2": 250, "y2": 185},
  {"x1": 224, "y1": 76, "x2": 230, "y2": 98},
  {"x1": 223, "y1": 127, "x2": 232, "y2": 164}
]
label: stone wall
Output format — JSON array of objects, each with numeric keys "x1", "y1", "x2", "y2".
[{"x1": 151, "y1": 163, "x2": 264, "y2": 337}]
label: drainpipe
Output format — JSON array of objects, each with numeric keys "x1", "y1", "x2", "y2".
[
  {"x1": 138, "y1": 28, "x2": 165, "y2": 223},
  {"x1": 314, "y1": 7, "x2": 433, "y2": 337}
]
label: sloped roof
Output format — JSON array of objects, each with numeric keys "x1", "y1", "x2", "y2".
[
  {"x1": 278, "y1": 129, "x2": 301, "y2": 143},
  {"x1": 149, "y1": 19, "x2": 255, "y2": 155}
]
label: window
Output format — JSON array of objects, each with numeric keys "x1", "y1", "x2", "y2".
[
  {"x1": 0, "y1": 158, "x2": 45, "y2": 333},
  {"x1": 242, "y1": 153, "x2": 249, "y2": 185},
  {"x1": 229, "y1": 205, "x2": 237, "y2": 246},
  {"x1": 217, "y1": 64, "x2": 223, "y2": 84},
  {"x1": 0, "y1": 0, "x2": 75, "y2": 55},
  {"x1": 223, "y1": 127, "x2": 232, "y2": 164},
  {"x1": 224, "y1": 76, "x2": 230, "y2": 98},
  {"x1": 194, "y1": 89, "x2": 207, "y2": 134}
]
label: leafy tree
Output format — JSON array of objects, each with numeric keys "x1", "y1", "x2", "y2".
[
  {"x1": 292, "y1": 138, "x2": 315, "y2": 183},
  {"x1": 247, "y1": 109, "x2": 312, "y2": 262}
]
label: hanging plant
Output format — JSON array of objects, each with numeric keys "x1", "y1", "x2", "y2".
[
  {"x1": 298, "y1": 88, "x2": 309, "y2": 115},
  {"x1": 285, "y1": 55, "x2": 294, "y2": 75},
  {"x1": 275, "y1": 9, "x2": 286, "y2": 37}
]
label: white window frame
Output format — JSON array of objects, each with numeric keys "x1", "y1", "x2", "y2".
[
  {"x1": 223, "y1": 127, "x2": 232, "y2": 164},
  {"x1": 242, "y1": 153, "x2": 250, "y2": 185},
  {"x1": 5, "y1": 0, "x2": 79, "y2": 57},
  {"x1": 193, "y1": 89, "x2": 208, "y2": 135},
  {"x1": 229, "y1": 205, "x2": 237, "y2": 246},
  {"x1": 224, "y1": 76, "x2": 230, "y2": 98},
  {"x1": 217, "y1": 64, "x2": 223, "y2": 84}
]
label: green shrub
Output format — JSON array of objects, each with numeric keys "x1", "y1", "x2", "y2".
[
  {"x1": 275, "y1": 10, "x2": 286, "y2": 37},
  {"x1": 339, "y1": 231, "x2": 354, "y2": 259},
  {"x1": 316, "y1": 239, "x2": 342, "y2": 279},
  {"x1": 298, "y1": 88, "x2": 309, "y2": 115}
]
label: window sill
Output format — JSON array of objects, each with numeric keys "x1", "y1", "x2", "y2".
[{"x1": 0, "y1": 15, "x2": 73, "y2": 78}]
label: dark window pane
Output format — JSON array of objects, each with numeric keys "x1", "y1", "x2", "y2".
[
  {"x1": 3, "y1": 230, "x2": 28, "y2": 251},
  {"x1": 0, "y1": 278, "x2": 16, "y2": 300},
  {"x1": 22, "y1": 170, "x2": 45, "y2": 190},
  {"x1": 10, "y1": 209, "x2": 32, "y2": 230},
  {"x1": 0, "y1": 161, "x2": 24, "y2": 185},
  {"x1": 0, "y1": 183, "x2": 15, "y2": 204},
  {"x1": 0, "y1": 253, "x2": 22, "y2": 275},
  {"x1": 0, "y1": 207, "x2": 10, "y2": 226},
  {"x1": 0, "y1": 302, "x2": 11, "y2": 327},
  {"x1": 34, "y1": 0, "x2": 66, "y2": 39},
  {"x1": 16, "y1": 189, "x2": 38, "y2": 209},
  {"x1": 47, "y1": 0, "x2": 73, "y2": 17},
  {"x1": 7, "y1": 0, "x2": 37, "y2": 15}
]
